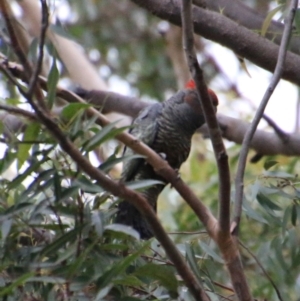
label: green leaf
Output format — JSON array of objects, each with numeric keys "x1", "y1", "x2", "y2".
[
  {"x1": 1, "y1": 218, "x2": 12, "y2": 243},
  {"x1": 291, "y1": 204, "x2": 297, "y2": 226},
  {"x1": 66, "y1": 239, "x2": 99, "y2": 278},
  {"x1": 28, "y1": 224, "x2": 69, "y2": 230},
  {"x1": 296, "y1": 203, "x2": 300, "y2": 223},
  {"x1": 99, "y1": 243, "x2": 129, "y2": 252},
  {"x1": 95, "y1": 241, "x2": 150, "y2": 289},
  {"x1": 47, "y1": 57, "x2": 60, "y2": 108},
  {"x1": 92, "y1": 211, "x2": 104, "y2": 237},
  {"x1": 250, "y1": 180, "x2": 260, "y2": 200},
  {"x1": 119, "y1": 297, "x2": 141, "y2": 301},
  {"x1": 94, "y1": 284, "x2": 113, "y2": 301},
  {"x1": 126, "y1": 179, "x2": 164, "y2": 191},
  {"x1": 61, "y1": 103, "x2": 92, "y2": 120},
  {"x1": 243, "y1": 200, "x2": 268, "y2": 224},
  {"x1": 294, "y1": 8, "x2": 300, "y2": 33},
  {"x1": 8, "y1": 148, "x2": 53, "y2": 190},
  {"x1": 17, "y1": 170, "x2": 55, "y2": 203},
  {"x1": 73, "y1": 176, "x2": 104, "y2": 193},
  {"x1": 261, "y1": 5, "x2": 284, "y2": 37},
  {"x1": 54, "y1": 171, "x2": 61, "y2": 201},
  {"x1": 0, "y1": 272, "x2": 35, "y2": 297},
  {"x1": 264, "y1": 170, "x2": 294, "y2": 178},
  {"x1": 199, "y1": 241, "x2": 224, "y2": 264},
  {"x1": 84, "y1": 121, "x2": 130, "y2": 151},
  {"x1": 263, "y1": 160, "x2": 278, "y2": 171},
  {"x1": 99, "y1": 154, "x2": 145, "y2": 173},
  {"x1": 185, "y1": 243, "x2": 202, "y2": 281},
  {"x1": 282, "y1": 205, "x2": 292, "y2": 235},
  {"x1": 0, "y1": 149, "x2": 17, "y2": 174},
  {"x1": 17, "y1": 122, "x2": 40, "y2": 170},
  {"x1": 134, "y1": 263, "x2": 178, "y2": 294},
  {"x1": 271, "y1": 236, "x2": 288, "y2": 270},
  {"x1": 59, "y1": 186, "x2": 79, "y2": 202},
  {"x1": 113, "y1": 275, "x2": 144, "y2": 286},
  {"x1": 38, "y1": 227, "x2": 83, "y2": 257},
  {"x1": 0, "y1": 202, "x2": 33, "y2": 222},
  {"x1": 257, "y1": 193, "x2": 282, "y2": 211},
  {"x1": 105, "y1": 224, "x2": 140, "y2": 240},
  {"x1": 28, "y1": 276, "x2": 67, "y2": 284},
  {"x1": 27, "y1": 37, "x2": 38, "y2": 62}
]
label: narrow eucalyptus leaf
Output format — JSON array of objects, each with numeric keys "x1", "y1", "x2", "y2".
[
  {"x1": 105, "y1": 224, "x2": 140, "y2": 240},
  {"x1": 263, "y1": 160, "x2": 278, "y2": 171},
  {"x1": 17, "y1": 122, "x2": 40, "y2": 170},
  {"x1": 61, "y1": 103, "x2": 92, "y2": 120},
  {"x1": 257, "y1": 193, "x2": 282, "y2": 211},
  {"x1": 126, "y1": 179, "x2": 164, "y2": 191},
  {"x1": 47, "y1": 57, "x2": 60, "y2": 108}
]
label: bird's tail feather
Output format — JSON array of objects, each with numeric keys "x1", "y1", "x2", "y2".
[
  {"x1": 115, "y1": 201, "x2": 154, "y2": 239},
  {"x1": 115, "y1": 184, "x2": 165, "y2": 239}
]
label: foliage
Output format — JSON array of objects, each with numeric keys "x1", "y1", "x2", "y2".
[
  {"x1": 173, "y1": 147, "x2": 300, "y2": 300},
  {"x1": 1, "y1": 108, "x2": 299, "y2": 300}
]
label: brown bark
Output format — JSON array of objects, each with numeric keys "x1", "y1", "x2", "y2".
[{"x1": 130, "y1": 0, "x2": 300, "y2": 85}]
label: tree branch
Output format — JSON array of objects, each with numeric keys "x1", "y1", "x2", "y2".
[
  {"x1": 181, "y1": 0, "x2": 230, "y2": 236},
  {"x1": 27, "y1": 0, "x2": 48, "y2": 99},
  {"x1": 0, "y1": 104, "x2": 36, "y2": 121},
  {"x1": 2, "y1": 55, "x2": 300, "y2": 157},
  {"x1": 181, "y1": 2, "x2": 253, "y2": 301},
  {"x1": 0, "y1": 0, "x2": 47, "y2": 110},
  {"x1": 75, "y1": 88, "x2": 146, "y2": 116},
  {"x1": 232, "y1": 0, "x2": 298, "y2": 235},
  {"x1": 130, "y1": 0, "x2": 300, "y2": 86},
  {"x1": 262, "y1": 114, "x2": 289, "y2": 143},
  {"x1": 203, "y1": 0, "x2": 300, "y2": 56}
]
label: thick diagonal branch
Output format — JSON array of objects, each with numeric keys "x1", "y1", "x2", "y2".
[{"x1": 130, "y1": 0, "x2": 300, "y2": 85}]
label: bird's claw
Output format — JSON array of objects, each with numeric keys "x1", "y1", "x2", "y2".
[
  {"x1": 170, "y1": 169, "x2": 180, "y2": 188},
  {"x1": 158, "y1": 152, "x2": 167, "y2": 160}
]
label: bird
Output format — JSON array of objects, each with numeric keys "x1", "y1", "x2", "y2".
[{"x1": 115, "y1": 81, "x2": 218, "y2": 239}]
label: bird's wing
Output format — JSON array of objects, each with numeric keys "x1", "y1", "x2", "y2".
[{"x1": 121, "y1": 103, "x2": 163, "y2": 181}]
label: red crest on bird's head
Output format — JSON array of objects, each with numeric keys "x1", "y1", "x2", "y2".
[
  {"x1": 185, "y1": 79, "x2": 218, "y2": 107},
  {"x1": 185, "y1": 79, "x2": 196, "y2": 89}
]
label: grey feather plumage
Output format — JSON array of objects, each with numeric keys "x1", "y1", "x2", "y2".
[{"x1": 115, "y1": 89, "x2": 212, "y2": 239}]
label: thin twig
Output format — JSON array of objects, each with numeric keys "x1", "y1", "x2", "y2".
[
  {"x1": 27, "y1": 0, "x2": 49, "y2": 99},
  {"x1": 233, "y1": 0, "x2": 298, "y2": 235},
  {"x1": 251, "y1": 113, "x2": 291, "y2": 163},
  {"x1": 0, "y1": 0, "x2": 47, "y2": 110},
  {"x1": 0, "y1": 103, "x2": 37, "y2": 120},
  {"x1": 168, "y1": 231, "x2": 207, "y2": 235},
  {"x1": 181, "y1": 0, "x2": 231, "y2": 236},
  {"x1": 0, "y1": 1, "x2": 32, "y2": 79},
  {"x1": 296, "y1": 90, "x2": 300, "y2": 132},
  {"x1": 262, "y1": 114, "x2": 289, "y2": 143},
  {"x1": 239, "y1": 241, "x2": 284, "y2": 301},
  {"x1": 0, "y1": 63, "x2": 28, "y2": 95}
]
